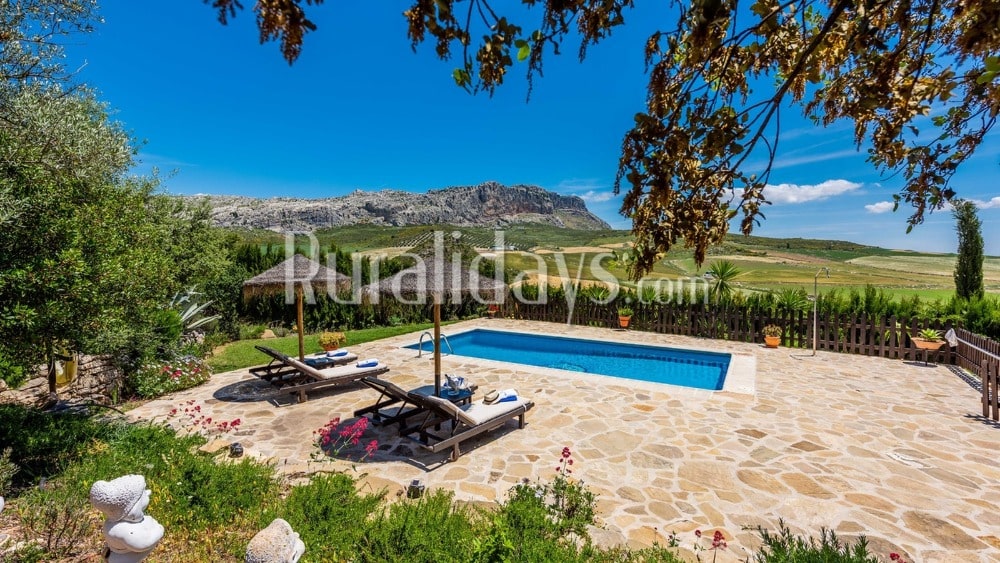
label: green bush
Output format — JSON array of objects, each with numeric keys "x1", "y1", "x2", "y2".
[
  {"x1": 273, "y1": 472, "x2": 383, "y2": 561},
  {"x1": 130, "y1": 355, "x2": 212, "y2": 399},
  {"x1": 239, "y1": 323, "x2": 268, "y2": 340},
  {"x1": 357, "y1": 489, "x2": 479, "y2": 562},
  {"x1": 14, "y1": 480, "x2": 95, "y2": 558},
  {"x1": 752, "y1": 521, "x2": 881, "y2": 562},
  {"x1": 0, "y1": 447, "x2": 17, "y2": 496},
  {"x1": 0, "y1": 404, "x2": 114, "y2": 488}
]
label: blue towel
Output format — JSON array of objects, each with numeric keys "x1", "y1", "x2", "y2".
[
  {"x1": 356, "y1": 359, "x2": 379, "y2": 368},
  {"x1": 496, "y1": 389, "x2": 518, "y2": 403},
  {"x1": 327, "y1": 349, "x2": 349, "y2": 357}
]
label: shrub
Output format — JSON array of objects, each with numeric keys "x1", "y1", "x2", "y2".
[
  {"x1": 131, "y1": 355, "x2": 212, "y2": 399},
  {"x1": 358, "y1": 489, "x2": 479, "y2": 562},
  {"x1": 15, "y1": 480, "x2": 96, "y2": 558},
  {"x1": 274, "y1": 473, "x2": 382, "y2": 560},
  {"x1": 0, "y1": 447, "x2": 17, "y2": 496},
  {"x1": 239, "y1": 323, "x2": 268, "y2": 340},
  {"x1": 751, "y1": 520, "x2": 881, "y2": 562},
  {"x1": 318, "y1": 330, "x2": 347, "y2": 349},
  {"x1": 0, "y1": 404, "x2": 114, "y2": 489}
]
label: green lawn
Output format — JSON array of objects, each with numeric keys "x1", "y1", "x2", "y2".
[{"x1": 207, "y1": 322, "x2": 441, "y2": 373}]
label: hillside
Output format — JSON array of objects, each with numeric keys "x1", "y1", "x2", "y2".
[{"x1": 193, "y1": 182, "x2": 610, "y2": 231}]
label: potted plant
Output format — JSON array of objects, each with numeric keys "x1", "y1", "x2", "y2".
[
  {"x1": 617, "y1": 306, "x2": 634, "y2": 329},
  {"x1": 762, "y1": 324, "x2": 783, "y2": 348},
  {"x1": 318, "y1": 331, "x2": 346, "y2": 351},
  {"x1": 911, "y1": 328, "x2": 945, "y2": 351}
]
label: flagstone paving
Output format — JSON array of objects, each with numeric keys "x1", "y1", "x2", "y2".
[{"x1": 128, "y1": 319, "x2": 1000, "y2": 562}]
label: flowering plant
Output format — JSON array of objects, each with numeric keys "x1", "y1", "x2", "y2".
[
  {"x1": 693, "y1": 529, "x2": 728, "y2": 562},
  {"x1": 312, "y1": 417, "x2": 378, "y2": 462},
  {"x1": 165, "y1": 399, "x2": 242, "y2": 439},
  {"x1": 133, "y1": 356, "x2": 212, "y2": 398}
]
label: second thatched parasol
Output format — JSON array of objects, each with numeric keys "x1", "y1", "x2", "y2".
[
  {"x1": 361, "y1": 236, "x2": 505, "y2": 394},
  {"x1": 242, "y1": 254, "x2": 351, "y2": 361}
]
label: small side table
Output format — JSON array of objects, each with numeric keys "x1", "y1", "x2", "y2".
[{"x1": 439, "y1": 388, "x2": 474, "y2": 406}]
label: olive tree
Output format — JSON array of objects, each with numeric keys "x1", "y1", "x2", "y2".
[
  {"x1": 0, "y1": 87, "x2": 176, "y2": 390},
  {"x1": 211, "y1": 0, "x2": 1000, "y2": 277}
]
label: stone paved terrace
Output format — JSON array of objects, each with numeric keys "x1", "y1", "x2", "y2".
[{"x1": 128, "y1": 319, "x2": 1000, "y2": 562}]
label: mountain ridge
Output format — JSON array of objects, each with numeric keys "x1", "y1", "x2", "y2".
[{"x1": 191, "y1": 181, "x2": 611, "y2": 231}]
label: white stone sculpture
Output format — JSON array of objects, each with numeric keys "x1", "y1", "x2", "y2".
[
  {"x1": 246, "y1": 518, "x2": 305, "y2": 563},
  {"x1": 89, "y1": 474, "x2": 164, "y2": 563}
]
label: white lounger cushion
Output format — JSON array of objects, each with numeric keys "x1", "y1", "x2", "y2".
[
  {"x1": 314, "y1": 361, "x2": 387, "y2": 380},
  {"x1": 422, "y1": 394, "x2": 530, "y2": 427}
]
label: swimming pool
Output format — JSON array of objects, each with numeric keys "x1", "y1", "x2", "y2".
[{"x1": 405, "y1": 329, "x2": 730, "y2": 390}]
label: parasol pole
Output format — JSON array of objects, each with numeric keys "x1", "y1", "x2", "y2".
[
  {"x1": 296, "y1": 284, "x2": 305, "y2": 361},
  {"x1": 433, "y1": 292, "x2": 442, "y2": 395}
]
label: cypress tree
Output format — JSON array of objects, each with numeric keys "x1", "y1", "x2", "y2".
[{"x1": 953, "y1": 200, "x2": 984, "y2": 300}]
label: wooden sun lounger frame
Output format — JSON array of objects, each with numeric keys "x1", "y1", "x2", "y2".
[
  {"x1": 250, "y1": 346, "x2": 388, "y2": 403},
  {"x1": 353, "y1": 377, "x2": 429, "y2": 429},
  {"x1": 250, "y1": 345, "x2": 356, "y2": 383},
  {"x1": 401, "y1": 393, "x2": 534, "y2": 461}
]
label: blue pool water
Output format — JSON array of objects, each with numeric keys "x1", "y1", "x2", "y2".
[{"x1": 405, "y1": 329, "x2": 730, "y2": 390}]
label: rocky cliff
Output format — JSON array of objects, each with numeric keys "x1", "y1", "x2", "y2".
[{"x1": 194, "y1": 182, "x2": 611, "y2": 231}]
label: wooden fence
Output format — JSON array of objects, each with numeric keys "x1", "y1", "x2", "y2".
[
  {"x1": 955, "y1": 328, "x2": 1000, "y2": 421},
  {"x1": 500, "y1": 301, "x2": 957, "y2": 363},
  {"x1": 498, "y1": 300, "x2": 1000, "y2": 419}
]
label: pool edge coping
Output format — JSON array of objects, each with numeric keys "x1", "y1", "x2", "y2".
[{"x1": 396, "y1": 324, "x2": 757, "y2": 396}]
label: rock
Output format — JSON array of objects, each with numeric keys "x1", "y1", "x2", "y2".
[
  {"x1": 260, "y1": 329, "x2": 277, "y2": 339},
  {"x1": 192, "y1": 182, "x2": 611, "y2": 233},
  {"x1": 246, "y1": 518, "x2": 305, "y2": 563}
]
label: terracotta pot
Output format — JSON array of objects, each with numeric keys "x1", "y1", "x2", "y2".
[
  {"x1": 912, "y1": 338, "x2": 944, "y2": 351},
  {"x1": 322, "y1": 344, "x2": 339, "y2": 352},
  {"x1": 618, "y1": 316, "x2": 631, "y2": 329},
  {"x1": 764, "y1": 335, "x2": 781, "y2": 348}
]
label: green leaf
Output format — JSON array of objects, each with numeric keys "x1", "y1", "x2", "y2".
[{"x1": 517, "y1": 44, "x2": 530, "y2": 62}]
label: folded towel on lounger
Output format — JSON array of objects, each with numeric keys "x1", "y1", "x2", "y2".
[
  {"x1": 484, "y1": 388, "x2": 518, "y2": 404},
  {"x1": 327, "y1": 349, "x2": 349, "y2": 357},
  {"x1": 356, "y1": 359, "x2": 379, "y2": 368}
]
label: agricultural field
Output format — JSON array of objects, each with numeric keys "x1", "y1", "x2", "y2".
[{"x1": 244, "y1": 224, "x2": 999, "y2": 301}]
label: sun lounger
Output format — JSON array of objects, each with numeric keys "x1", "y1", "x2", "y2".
[
  {"x1": 354, "y1": 377, "x2": 430, "y2": 429},
  {"x1": 250, "y1": 345, "x2": 358, "y2": 382},
  {"x1": 355, "y1": 377, "x2": 483, "y2": 429},
  {"x1": 249, "y1": 347, "x2": 388, "y2": 402},
  {"x1": 401, "y1": 391, "x2": 534, "y2": 461}
]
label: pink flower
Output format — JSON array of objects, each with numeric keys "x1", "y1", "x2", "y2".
[
  {"x1": 365, "y1": 440, "x2": 378, "y2": 456},
  {"x1": 711, "y1": 530, "x2": 727, "y2": 550},
  {"x1": 695, "y1": 529, "x2": 702, "y2": 538}
]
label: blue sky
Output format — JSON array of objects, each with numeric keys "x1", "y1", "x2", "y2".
[{"x1": 74, "y1": 2, "x2": 999, "y2": 254}]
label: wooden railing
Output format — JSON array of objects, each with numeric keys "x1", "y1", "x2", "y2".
[
  {"x1": 498, "y1": 301, "x2": 957, "y2": 363},
  {"x1": 955, "y1": 328, "x2": 1000, "y2": 421},
  {"x1": 498, "y1": 299, "x2": 1000, "y2": 419}
]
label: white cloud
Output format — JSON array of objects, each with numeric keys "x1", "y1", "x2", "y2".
[
  {"x1": 553, "y1": 178, "x2": 607, "y2": 192},
  {"x1": 755, "y1": 179, "x2": 862, "y2": 204},
  {"x1": 972, "y1": 196, "x2": 1000, "y2": 209},
  {"x1": 770, "y1": 149, "x2": 859, "y2": 170},
  {"x1": 865, "y1": 201, "x2": 895, "y2": 214},
  {"x1": 578, "y1": 190, "x2": 616, "y2": 203}
]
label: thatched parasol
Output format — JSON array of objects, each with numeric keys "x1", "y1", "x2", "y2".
[
  {"x1": 242, "y1": 254, "x2": 351, "y2": 360},
  {"x1": 361, "y1": 238, "x2": 505, "y2": 394}
]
